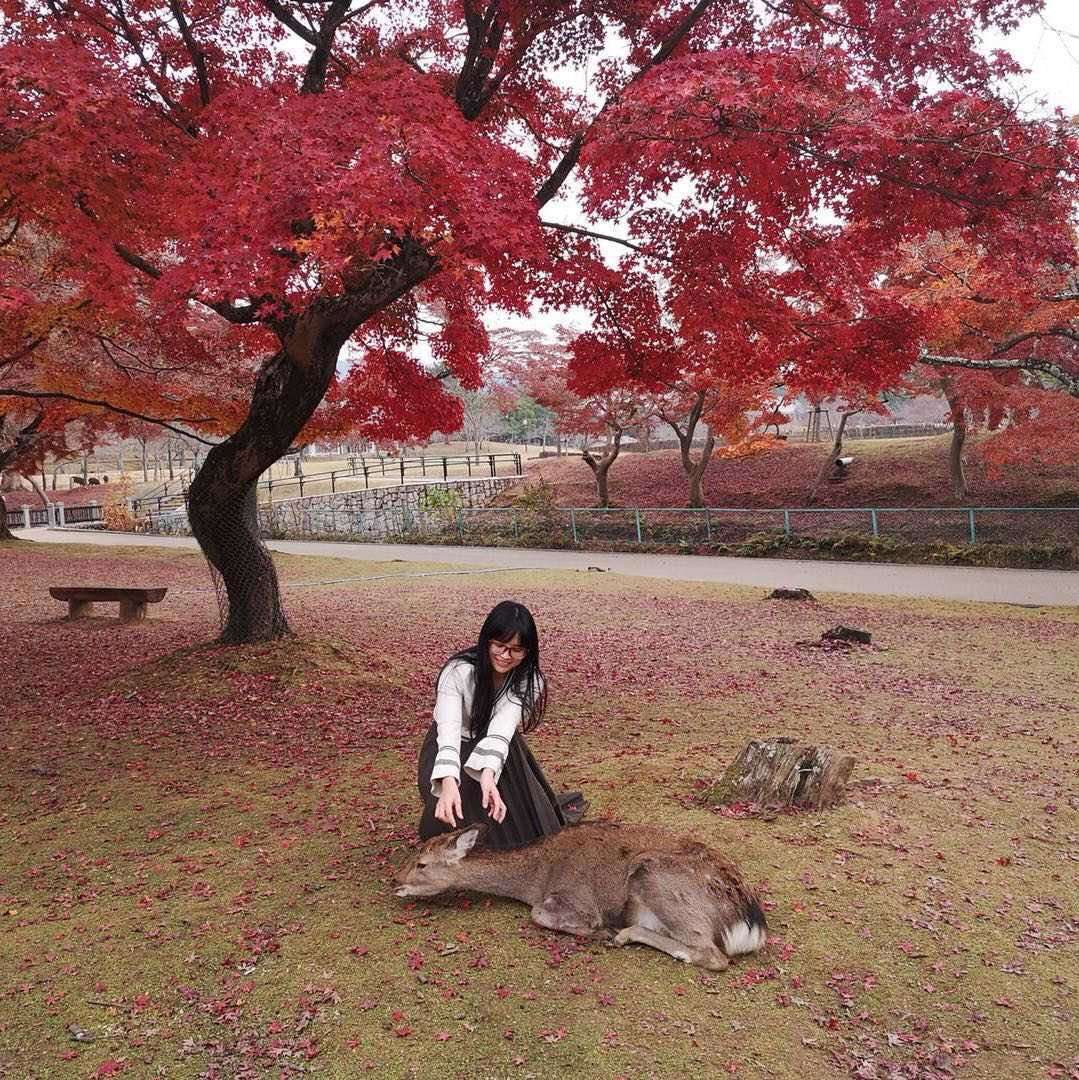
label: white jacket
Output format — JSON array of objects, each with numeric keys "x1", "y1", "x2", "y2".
[{"x1": 429, "y1": 659, "x2": 540, "y2": 796}]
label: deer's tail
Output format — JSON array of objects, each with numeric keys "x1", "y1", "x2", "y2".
[{"x1": 720, "y1": 895, "x2": 768, "y2": 956}]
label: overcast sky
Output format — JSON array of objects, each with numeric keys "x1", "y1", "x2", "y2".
[{"x1": 986, "y1": 0, "x2": 1079, "y2": 115}]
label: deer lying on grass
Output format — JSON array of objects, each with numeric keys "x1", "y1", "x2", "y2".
[{"x1": 394, "y1": 822, "x2": 767, "y2": 971}]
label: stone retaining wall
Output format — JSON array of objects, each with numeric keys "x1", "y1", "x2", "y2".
[{"x1": 149, "y1": 476, "x2": 523, "y2": 540}]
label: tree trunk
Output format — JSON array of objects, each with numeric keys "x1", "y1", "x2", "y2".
[
  {"x1": 187, "y1": 343, "x2": 335, "y2": 643},
  {"x1": 189, "y1": 251, "x2": 434, "y2": 639},
  {"x1": 706, "y1": 737, "x2": 855, "y2": 810},
  {"x1": 686, "y1": 431, "x2": 715, "y2": 509},
  {"x1": 28, "y1": 474, "x2": 48, "y2": 508},
  {"x1": 582, "y1": 453, "x2": 614, "y2": 507},
  {"x1": 187, "y1": 244, "x2": 436, "y2": 643},
  {"x1": 808, "y1": 409, "x2": 859, "y2": 502},
  {"x1": 582, "y1": 430, "x2": 622, "y2": 508},
  {"x1": 595, "y1": 462, "x2": 610, "y2": 507},
  {"x1": 943, "y1": 383, "x2": 967, "y2": 499},
  {"x1": 0, "y1": 495, "x2": 14, "y2": 541},
  {"x1": 666, "y1": 394, "x2": 714, "y2": 508},
  {"x1": 949, "y1": 415, "x2": 967, "y2": 500}
]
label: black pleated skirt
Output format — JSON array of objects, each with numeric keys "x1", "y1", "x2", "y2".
[{"x1": 417, "y1": 723, "x2": 587, "y2": 850}]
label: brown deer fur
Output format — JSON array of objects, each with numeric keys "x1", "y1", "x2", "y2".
[{"x1": 394, "y1": 822, "x2": 767, "y2": 971}]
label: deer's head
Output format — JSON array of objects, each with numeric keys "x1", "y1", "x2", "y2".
[{"x1": 393, "y1": 827, "x2": 483, "y2": 898}]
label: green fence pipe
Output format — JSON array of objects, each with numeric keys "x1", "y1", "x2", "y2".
[
  {"x1": 870, "y1": 508, "x2": 879, "y2": 538},
  {"x1": 968, "y1": 509, "x2": 977, "y2": 543},
  {"x1": 570, "y1": 509, "x2": 578, "y2": 545},
  {"x1": 783, "y1": 509, "x2": 791, "y2": 537},
  {"x1": 635, "y1": 509, "x2": 642, "y2": 543}
]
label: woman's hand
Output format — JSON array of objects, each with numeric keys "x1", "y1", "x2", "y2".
[
  {"x1": 480, "y1": 768, "x2": 507, "y2": 824},
  {"x1": 435, "y1": 777, "x2": 463, "y2": 828}
]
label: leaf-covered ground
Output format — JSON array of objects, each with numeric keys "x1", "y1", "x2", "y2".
[
  {"x1": 1, "y1": 540, "x2": 1076, "y2": 1079},
  {"x1": 525, "y1": 436, "x2": 1079, "y2": 509}
]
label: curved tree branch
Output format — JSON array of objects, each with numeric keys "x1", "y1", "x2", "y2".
[
  {"x1": 540, "y1": 219, "x2": 668, "y2": 259},
  {"x1": 534, "y1": 0, "x2": 719, "y2": 207},
  {"x1": 920, "y1": 352, "x2": 1079, "y2": 397},
  {"x1": 0, "y1": 388, "x2": 218, "y2": 441}
]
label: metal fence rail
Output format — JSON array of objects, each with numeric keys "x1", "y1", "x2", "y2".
[
  {"x1": 11, "y1": 500, "x2": 1076, "y2": 552},
  {"x1": 4, "y1": 502, "x2": 106, "y2": 529},
  {"x1": 246, "y1": 504, "x2": 1079, "y2": 548},
  {"x1": 453, "y1": 505, "x2": 1078, "y2": 547},
  {"x1": 127, "y1": 452, "x2": 525, "y2": 517}
]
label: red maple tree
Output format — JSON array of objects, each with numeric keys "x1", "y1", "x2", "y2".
[
  {"x1": 902, "y1": 234, "x2": 1079, "y2": 498},
  {"x1": 2, "y1": 0, "x2": 1075, "y2": 639}
]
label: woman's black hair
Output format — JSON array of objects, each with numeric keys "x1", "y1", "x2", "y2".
[{"x1": 439, "y1": 600, "x2": 547, "y2": 735}]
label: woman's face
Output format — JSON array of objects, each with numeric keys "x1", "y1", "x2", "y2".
[{"x1": 488, "y1": 633, "x2": 527, "y2": 677}]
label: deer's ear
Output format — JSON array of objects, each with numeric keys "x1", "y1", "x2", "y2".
[{"x1": 449, "y1": 826, "x2": 482, "y2": 862}]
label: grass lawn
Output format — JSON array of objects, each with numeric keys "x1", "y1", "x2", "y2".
[{"x1": 1, "y1": 540, "x2": 1076, "y2": 1079}]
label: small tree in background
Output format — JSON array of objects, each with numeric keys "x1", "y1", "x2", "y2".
[{"x1": 901, "y1": 234, "x2": 1079, "y2": 498}]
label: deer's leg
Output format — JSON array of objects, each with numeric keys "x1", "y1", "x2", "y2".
[
  {"x1": 613, "y1": 925, "x2": 729, "y2": 971},
  {"x1": 530, "y1": 892, "x2": 604, "y2": 938},
  {"x1": 617, "y1": 873, "x2": 731, "y2": 971}
]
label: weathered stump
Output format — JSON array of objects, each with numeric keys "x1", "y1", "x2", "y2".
[
  {"x1": 822, "y1": 626, "x2": 871, "y2": 645},
  {"x1": 706, "y1": 737, "x2": 855, "y2": 810},
  {"x1": 767, "y1": 587, "x2": 816, "y2": 601}
]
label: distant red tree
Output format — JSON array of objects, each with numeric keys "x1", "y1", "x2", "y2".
[{"x1": 903, "y1": 234, "x2": 1079, "y2": 497}]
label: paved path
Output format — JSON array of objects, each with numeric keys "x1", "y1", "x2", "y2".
[{"x1": 19, "y1": 527, "x2": 1079, "y2": 606}]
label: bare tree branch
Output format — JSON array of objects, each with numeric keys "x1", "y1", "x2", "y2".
[
  {"x1": 920, "y1": 352, "x2": 1079, "y2": 396},
  {"x1": 534, "y1": 0, "x2": 718, "y2": 207},
  {"x1": 259, "y1": 0, "x2": 318, "y2": 44},
  {"x1": 113, "y1": 242, "x2": 163, "y2": 279},
  {"x1": 113, "y1": 240, "x2": 271, "y2": 324},
  {"x1": 0, "y1": 388, "x2": 218, "y2": 441},
  {"x1": 168, "y1": 0, "x2": 212, "y2": 107},
  {"x1": 540, "y1": 219, "x2": 668, "y2": 259}
]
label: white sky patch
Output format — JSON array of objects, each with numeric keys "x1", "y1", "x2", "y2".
[{"x1": 983, "y1": 0, "x2": 1079, "y2": 115}]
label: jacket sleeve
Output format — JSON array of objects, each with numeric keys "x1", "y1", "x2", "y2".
[
  {"x1": 430, "y1": 663, "x2": 465, "y2": 797},
  {"x1": 463, "y1": 675, "x2": 541, "y2": 786}
]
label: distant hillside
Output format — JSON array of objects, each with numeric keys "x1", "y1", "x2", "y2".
[{"x1": 519, "y1": 436, "x2": 1079, "y2": 508}]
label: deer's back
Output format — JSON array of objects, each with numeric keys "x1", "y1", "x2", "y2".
[{"x1": 521, "y1": 821, "x2": 749, "y2": 903}]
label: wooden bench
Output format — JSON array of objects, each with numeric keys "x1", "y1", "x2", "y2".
[{"x1": 49, "y1": 586, "x2": 167, "y2": 623}]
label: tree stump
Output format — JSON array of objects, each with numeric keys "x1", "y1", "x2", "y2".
[
  {"x1": 822, "y1": 626, "x2": 871, "y2": 645},
  {"x1": 706, "y1": 737, "x2": 855, "y2": 810},
  {"x1": 767, "y1": 587, "x2": 815, "y2": 601}
]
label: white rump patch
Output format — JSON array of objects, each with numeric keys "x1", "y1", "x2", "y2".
[{"x1": 721, "y1": 920, "x2": 766, "y2": 956}]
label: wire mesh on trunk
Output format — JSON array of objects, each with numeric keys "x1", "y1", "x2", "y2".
[{"x1": 188, "y1": 484, "x2": 289, "y2": 642}]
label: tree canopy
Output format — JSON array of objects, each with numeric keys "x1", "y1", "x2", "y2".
[{"x1": 2, "y1": 0, "x2": 1076, "y2": 636}]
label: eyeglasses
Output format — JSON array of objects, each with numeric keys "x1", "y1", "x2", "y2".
[{"x1": 489, "y1": 641, "x2": 527, "y2": 660}]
